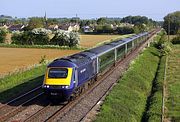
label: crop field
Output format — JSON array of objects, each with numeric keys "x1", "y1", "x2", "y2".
[
  {"x1": 165, "y1": 44, "x2": 180, "y2": 121},
  {"x1": 5, "y1": 33, "x2": 130, "y2": 48},
  {"x1": 79, "y1": 34, "x2": 131, "y2": 48},
  {"x1": 0, "y1": 47, "x2": 79, "y2": 76},
  {"x1": 0, "y1": 34, "x2": 130, "y2": 76}
]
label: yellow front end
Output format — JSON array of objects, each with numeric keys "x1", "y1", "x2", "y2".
[{"x1": 44, "y1": 67, "x2": 73, "y2": 86}]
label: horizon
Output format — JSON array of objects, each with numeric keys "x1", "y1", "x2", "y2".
[{"x1": 1, "y1": 0, "x2": 180, "y2": 21}]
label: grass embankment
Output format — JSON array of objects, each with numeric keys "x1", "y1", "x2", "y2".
[
  {"x1": 143, "y1": 56, "x2": 166, "y2": 121},
  {"x1": 0, "y1": 65, "x2": 46, "y2": 102},
  {"x1": 166, "y1": 44, "x2": 180, "y2": 121},
  {"x1": 95, "y1": 47, "x2": 161, "y2": 122}
]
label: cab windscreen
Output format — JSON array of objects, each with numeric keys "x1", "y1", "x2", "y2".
[{"x1": 48, "y1": 68, "x2": 68, "y2": 78}]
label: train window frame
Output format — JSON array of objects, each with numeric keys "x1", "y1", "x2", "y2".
[{"x1": 48, "y1": 68, "x2": 68, "y2": 79}]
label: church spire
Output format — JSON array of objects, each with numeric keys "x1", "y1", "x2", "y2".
[
  {"x1": 44, "y1": 12, "x2": 48, "y2": 28},
  {"x1": 44, "y1": 11, "x2": 47, "y2": 21}
]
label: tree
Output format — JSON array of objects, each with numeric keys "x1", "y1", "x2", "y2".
[
  {"x1": 50, "y1": 30, "x2": 80, "y2": 47},
  {"x1": 163, "y1": 11, "x2": 180, "y2": 35},
  {"x1": 121, "y1": 16, "x2": 149, "y2": 25},
  {"x1": 133, "y1": 24, "x2": 146, "y2": 33},
  {"x1": 47, "y1": 18, "x2": 59, "y2": 26},
  {"x1": 50, "y1": 30, "x2": 70, "y2": 46},
  {"x1": 116, "y1": 26, "x2": 134, "y2": 34},
  {"x1": 97, "y1": 17, "x2": 107, "y2": 25},
  {"x1": 103, "y1": 25, "x2": 113, "y2": 33},
  {"x1": 27, "y1": 17, "x2": 45, "y2": 30},
  {"x1": 12, "y1": 28, "x2": 50, "y2": 45},
  {"x1": 171, "y1": 29, "x2": 180, "y2": 44},
  {"x1": 69, "y1": 32, "x2": 80, "y2": 47},
  {"x1": 0, "y1": 29, "x2": 7, "y2": 43},
  {"x1": 154, "y1": 30, "x2": 172, "y2": 55}
]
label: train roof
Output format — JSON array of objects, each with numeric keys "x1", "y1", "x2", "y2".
[
  {"x1": 48, "y1": 59, "x2": 76, "y2": 68},
  {"x1": 48, "y1": 32, "x2": 149, "y2": 67},
  {"x1": 87, "y1": 44, "x2": 115, "y2": 56}
]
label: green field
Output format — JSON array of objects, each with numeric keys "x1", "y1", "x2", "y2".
[
  {"x1": 0, "y1": 65, "x2": 46, "y2": 102},
  {"x1": 95, "y1": 47, "x2": 161, "y2": 122},
  {"x1": 165, "y1": 44, "x2": 180, "y2": 121}
]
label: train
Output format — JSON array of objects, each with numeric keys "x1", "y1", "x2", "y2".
[{"x1": 42, "y1": 31, "x2": 155, "y2": 101}]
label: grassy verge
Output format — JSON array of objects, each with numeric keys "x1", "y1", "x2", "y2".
[
  {"x1": 143, "y1": 56, "x2": 166, "y2": 121},
  {"x1": 0, "y1": 43, "x2": 85, "y2": 50},
  {"x1": 95, "y1": 47, "x2": 161, "y2": 122},
  {"x1": 166, "y1": 44, "x2": 180, "y2": 121},
  {"x1": 0, "y1": 64, "x2": 46, "y2": 102}
]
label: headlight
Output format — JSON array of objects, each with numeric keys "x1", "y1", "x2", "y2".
[
  {"x1": 61, "y1": 85, "x2": 69, "y2": 89},
  {"x1": 42, "y1": 84, "x2": 49, "y2": 88}
]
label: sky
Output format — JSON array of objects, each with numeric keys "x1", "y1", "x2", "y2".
[{"x1": 0, "y1": 0, "x2": 180, "y2": 21}]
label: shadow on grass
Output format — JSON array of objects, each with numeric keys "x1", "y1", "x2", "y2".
[
  {"x1": 150, "y1": 50, "x2": 161, "y2": 58},
  {"x1": 0, "y1": 75, "x2": 50, "y2": 107}
]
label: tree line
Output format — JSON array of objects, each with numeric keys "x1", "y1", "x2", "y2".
[{"x1": 11, "y1": 29, "x2": 80, "y2": 47}]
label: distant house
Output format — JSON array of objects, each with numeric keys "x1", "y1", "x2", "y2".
[
  {"x1": 82, "y1": 25, "x2": 94, "y2": 33},
  {"x1": 48, "y1": 24, "x2": 58, "y2": 30},
  {"x1": 59, "y1": 23, "x2": 80, "y2": 32},
  {"x1": 8, "y1": 24, "x2": 24, "y2": 31}
]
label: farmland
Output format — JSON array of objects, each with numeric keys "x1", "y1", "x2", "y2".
[
  {"x1": 0, "y1": 34, "x2": 125, "y2": 76},
  {"x1": 79, "y1": 34, "x2": 131, "y2": 48},
  {"x1": 0, "y1": 47, "x2": 79, "y2": 76},
  {"x1": 165, "y1": 44, "x2": 180, "y2": 121}
]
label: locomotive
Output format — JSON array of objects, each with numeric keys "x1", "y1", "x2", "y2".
[{"x1": 42, "y1": 32, "x2": 151, "y2": 101}]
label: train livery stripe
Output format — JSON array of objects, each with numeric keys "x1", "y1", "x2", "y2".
[{"x1": 45, "y1": 68, "x2": 73, "y2": 85}]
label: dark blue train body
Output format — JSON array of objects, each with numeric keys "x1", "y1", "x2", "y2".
[{"x1": 42, "y1": 32, "x2": 152, "y2": 101}]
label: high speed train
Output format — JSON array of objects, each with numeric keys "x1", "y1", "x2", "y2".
[{"x1": 42, "y1": 31, "x2": 155, "y2": 101}]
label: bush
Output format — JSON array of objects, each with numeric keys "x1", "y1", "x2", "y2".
[
  {"x1": 116, "y1": 26, "x2": 134, "y2": 34},
  {"x1": 11, "y1": 28, "x2": 50, "y2": 45},
  {"x1": 171, "y1": 36, "x2": 180, "y2": 44},
  {"x1": 50, "y1": 30, "x2": 70, "y2": 46},
  {"x1": 69, "y1": 32, "x2": 80, "y2": 47},
  {"x1": 50, "y1": 30, "x2": 80, "y2": 47},
  {"x1": 153, "y1": 30, "x2": 172, "y2": 55},
  {"x1": 0, "y1": 29, "x2": 7, "y2": 43},
  {"x1": 95, "y1": 25, "x2": 113, "y2": 34}
]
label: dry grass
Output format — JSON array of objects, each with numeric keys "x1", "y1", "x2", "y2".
[
  {"x1": 0, "y1": 47, "x2": 79, "y2": 76},
  {"x1": 0, "y1": 34, "x2": 130, "y2": 76},
  {"x1": 165, "y1": 45, "x2": 180, "y2": 121},
  {"x1": 79, "y1": 34, "x2": 131, "y2": 48}
]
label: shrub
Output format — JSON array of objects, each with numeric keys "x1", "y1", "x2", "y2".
[
  {"x1": 153, "y1": 30, "x2": 172, "y2": 55},
  {"x1": 50, "y1": 30, "x2": 70, "y2": 46},
  {"x1": 69, "y1": 32, "x2": 80, "y2": 47},
  {"x1": 0, "y1": 29, "x2": 7, "y2": 43},
  {"x1": 171, "y1": 36, "x2": 180, "y2": 44},
  {"x1": 11, "y1": 28, "x2": 50, "y2": 45},
  {"x1": 116, "y1": 26, "x2": 134, "y2": 34},
  {"x1": 172, "y1": 36, "x2": 180, "y2": 44},
  {"x1": 50, "y1": 30, "x2": 80, "y2": 47}
]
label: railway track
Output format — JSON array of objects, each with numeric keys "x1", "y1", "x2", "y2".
[{"x1": 0, "y1": 86, "x2": 43, "y2": 122}]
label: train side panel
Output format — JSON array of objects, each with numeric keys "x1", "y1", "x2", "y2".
[{"x1": 77, "y1": 59, "x2": 97, "y2": 86}]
